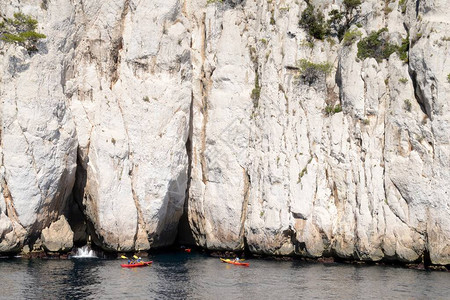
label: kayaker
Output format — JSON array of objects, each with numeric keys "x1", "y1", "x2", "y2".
[{"x1": 234, "y1": 257, "x2": 240, "y2": 262}]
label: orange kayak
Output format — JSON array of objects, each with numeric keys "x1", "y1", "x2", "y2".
[
  {"x1": 120, "y1": 261, "x2": 152, "y2": 268},
  {"x1": 220, "y1": 258, "x2": 249, "y2": 267}
]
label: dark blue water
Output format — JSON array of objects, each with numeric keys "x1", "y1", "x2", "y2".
[{"x1": 0, "y1": 252, "x2": 449, "y2": 299}]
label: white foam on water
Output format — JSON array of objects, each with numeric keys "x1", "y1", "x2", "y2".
[{"x1": 72, "y1": 245, "x2": 97, "y2": 258}]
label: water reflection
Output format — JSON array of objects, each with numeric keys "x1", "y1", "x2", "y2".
[
  {"x1": 63, "y1": 259, "x2": 102, "y2": 298},
  {"x1": 22, "y1": 260, "x2": 72, "y2": 299},
  {"x1": 20, "y1": 259, "x2": 101, "y2": 299},
  {"x1": 152, "y1": 252, "x2": 194, "y2": 299}
]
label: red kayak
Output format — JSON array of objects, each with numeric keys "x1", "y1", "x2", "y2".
[
  {"x1": 220, "y1": 258, "x2": 249, "y2": 267},
  {"x1": 185, "y1": 248, "x2": 191, "y2": 253},
  {"x1": 120, "y1": 261, "x2": 152, "y2": 268}
]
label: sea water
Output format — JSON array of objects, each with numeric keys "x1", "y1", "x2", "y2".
[{"x1": 0, "y1": 252, "x2": 449, "y2": 299}]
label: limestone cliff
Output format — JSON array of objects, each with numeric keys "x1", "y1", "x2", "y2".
[{"x1": 0, "y1": 0, "x2": 448, "y2": 265}]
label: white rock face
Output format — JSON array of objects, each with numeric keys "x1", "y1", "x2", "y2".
[
  {"x1": 0, "y1": 0, "x2": 77, "y2": 250},
  {"x1": 186, "y1": 0, "x2": 450, "y2": 265},
  {"x1": 406, "y1": 0, "x2": 450, "y2": 265},
  {"x1": 0, "y1": 0, "x2": 449, "y2": 265},
  {"x1": 66, "y1": 0, "x2": 191, "y2": 251},
  {"x1": 41, "y1": 216, "x2": 73, "y2": 252},
  {"x1": 0, "y1": 0, "x2": 190, "y2": 252},
  {"x1": 187, "y1": 0, "x2": 253, "y2": 251},
  {"x1": 0, "y1": 211, "x2": 26, "y2": 253}
]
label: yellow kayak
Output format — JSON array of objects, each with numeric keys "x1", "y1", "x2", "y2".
[{"x1": 220, "y1": 258, "x2": 249, "y2": 267}]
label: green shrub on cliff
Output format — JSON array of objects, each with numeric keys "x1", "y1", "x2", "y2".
[
  {"x1": 325, "y1": 104, "x2": 342, "y2": 116},
  {"x1": 357, "y1": 28, "x2": 397, "y2": 62},
  {"x1": 325, "y1": 103, "x2": 342, "y2": 115},
  {"x1": 404, "y1": 99, "x2": 412, "y2": 112},
  {"x1": 0, "y1": 12, "x2": 46, "y2": 52},
  {"x1": 357, "y1": 28, "x2": 410, "y2": 63},
  {"x1": 342, "y1": 29, "x2": 362, "y2": 46},
  {"x1": 330, "y1": 0, "x2": 361, "y2": 40},
  {"x1": 343, "y1": 0, "x2": 362, "y2": 12},
  {"x1": 251, "y1": 72, "x2": 261, "y2": 108},
  {"x1": 399, "y1": 0, "x2": 407, "y2": 13},
  {"x1": 299, "y1": 4, "x2": 328, "y2": 41},
  {"x1": 299, "y1": 1, "x2": 362, "y2": 42},
  {"x1": 327, "y1": 9, "x2": 345, "y2": 40},
  {"x1": 297, "y1": 59, "x2": 332, "y2": 85},
  {"x1": 398, "y1": 35, "x2": 409, "y2": 63}
]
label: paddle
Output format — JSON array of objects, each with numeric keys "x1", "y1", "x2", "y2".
[
  {"x1": 132, "y1": 254, "x2": 147, "y2": 264},
  {"x1": 121, "y1": 255, "x2": 139, "y2": 265}
]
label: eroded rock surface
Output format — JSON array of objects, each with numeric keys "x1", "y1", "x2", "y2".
[{"x1": 41, "y1": 216, "x2": 74, "y2": 252}]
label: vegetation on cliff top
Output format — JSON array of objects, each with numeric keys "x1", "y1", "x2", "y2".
[{"x1": 0, "y1": 12, "x2": 46, "y2": 53}]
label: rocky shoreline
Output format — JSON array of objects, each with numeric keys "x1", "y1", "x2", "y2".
[{"x1": 1, "y1": 245, "x2": 446, "y2": 272}]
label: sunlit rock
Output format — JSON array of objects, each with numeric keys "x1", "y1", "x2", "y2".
[{"x1": 41, "y1": 216, "x2": 74, "y2": 252}]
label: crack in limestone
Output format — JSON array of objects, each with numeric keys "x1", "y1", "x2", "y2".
[
  {"x1": 73, "y1": 99, "x2": 95, "y2": 162},
  {"x1": 131, "y1": 171, "x2": 148, "y2": 249},
  {"x1": 382, "y1": 75, "x2": 390, "y2": 249},
  {"x1": 0, "y1": 176, "x2": 25, "y2": 249},
  {"x1": 1, "y1": 176, "x2": 19, "y2": 223},
  {"x1": 176, "y1": 94, "x2": 195, "y2": 245},
  {"x1": 387, "y1": 179, "x2": 424, "y2": 237},
  {"x1": 199, "y1": 12, "x2": 209, "y2": 185},
  {"x1": 115, "y1": 97, "x2": 144, "y2": 248},
  {"x1": 110, "y1": 1, "x2": 129, "y2": 88},
  {"x1": 188, "y1": 11, "x2": 208, "y2": 246},
  {"x1": 238, "y1": 167, "x2": 250, "y2": 249},
  {"x1": 106, "y1": 0, "x2": 145, "y2": 248}
]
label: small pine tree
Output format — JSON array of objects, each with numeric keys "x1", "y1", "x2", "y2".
[
  {"x1": 299, "y1": 4, "x2": 329, "y2": 41},
  {"x1": 0, "y1": 12, "x2": 46, "y2": 53}
]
